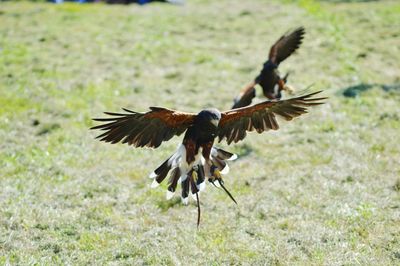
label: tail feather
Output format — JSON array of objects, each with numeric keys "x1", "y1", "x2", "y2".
[
  {"x1": 196, "y1": 164, "x2": 206, "y2": 190},
  {"x1": 210, "y1": 147, "x2": 237, "y2": 175},
  {"x1": 167, "y1": 167, "x2": 181, "y2": 193},
  {"x1": 181, "y1": 174, "x2": 190, "y2": 204},
  {"x1": 166, "y1": 167, "x2": 180, "y2": 200},
  {"x1": 150, "y1": 156, "x2": 173, "y2": 185},
  {"x1": 150, "y1": 145, "x2": 238, "y2": 209},
  {"x1": 211, "y1": 157, "x2": 227, "y2": 173},
  {"x1": 212, "y1": 147, "x2": 237, "y2": 161}
]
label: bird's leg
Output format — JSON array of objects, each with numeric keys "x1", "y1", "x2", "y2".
[
  {"x1": 195, "y1": 192, "x2": 201, "y2": 228},
  {"x1": 190, "y1": 168, "x2": 201, "y2": 227},
  {"x1": 208, "y1": 165, "x2": 220, "y2": 186},
  {"x1": 209, "y1": 165, "x2": 237, "y2": 204},
  {"x1": 192, "y1": 165, "x2": 199, "y2": 183}
]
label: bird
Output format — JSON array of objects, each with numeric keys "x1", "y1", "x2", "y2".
[
  {"x1": 91, "y1": 90, "x2": 325, "y2": 226},
  {"x1": 232, "y1": 27, "x2": 305, "y2": 109}
]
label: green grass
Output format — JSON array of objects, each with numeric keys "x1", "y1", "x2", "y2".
[{"x1": 1, "y1": 0, "x2": 400, "y2": 264}]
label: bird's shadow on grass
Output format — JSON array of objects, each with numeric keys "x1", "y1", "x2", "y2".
[{"x1": 341, "y1": 83, "x2": 400, "y2": 98}]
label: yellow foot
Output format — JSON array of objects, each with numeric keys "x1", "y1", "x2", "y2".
[
  {"x1": 208, "y1": 166, "x2": 221, "y2": 187},
  {"x1": 212, "y1": 168, "x2": 222, "y2": 179},
  {"x1": 191, "y1": 167, "x2": 198, "y2": 182}
]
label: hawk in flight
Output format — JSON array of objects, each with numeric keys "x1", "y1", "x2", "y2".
[
  {"x1": 232, "y1": 27, "x2": 305, "y2": 109},
  {"x1": 91, "y1": 91, "x2": 325, "y2": 225}
]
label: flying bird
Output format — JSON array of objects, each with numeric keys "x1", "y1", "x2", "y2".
[
  {"x1": 91, "y1": 90, "x2": 325, "y2": 226},
  {"x1": 232, "y1": 27, "x2": 305, "y2": 109}
]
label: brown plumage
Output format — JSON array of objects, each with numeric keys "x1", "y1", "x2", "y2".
[
  {"x1": 91, "y1": 107, "x2": 195, "y2": 148},
  {"x1": 91, "y1": 90, "x2": 325, "y2": 226},
  {"x1": 233, "y1": 27, "x2": 305, "y2": 109},
  {"x1": 92, "y1": 90, "x2": 323, "y2": 148}
]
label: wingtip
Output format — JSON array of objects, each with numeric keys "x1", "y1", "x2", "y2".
[
  {"x1": 297, "y1": 26, "x2": 306, "y2": 33},
  {"x1": 302, "y1": 90, "x2": 323, "y2": 97},
  {"x1": 121, "y1": 107, "x2": 136, "y2": 113}
]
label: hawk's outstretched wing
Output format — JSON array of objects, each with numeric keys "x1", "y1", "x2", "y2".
[
  {"x1": 91, "y1": 107, "x2": 196, "y2": 148},
  {"x1": 269, "y1": 27, "x2": 305, "y2": 65},
  {"x1": 218, "y1": 91, "x2": 326, "y2": 144}
]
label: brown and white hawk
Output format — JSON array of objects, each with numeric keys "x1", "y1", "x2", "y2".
[
  {"x1": 91, "y1": 91, "x2": 325, "y2": 225},
  {"x1": 233, "y1": 27, "x2": 305, "y2": 109}
]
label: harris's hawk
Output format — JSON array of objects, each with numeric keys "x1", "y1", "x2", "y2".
[
  {"x1": 91, "y1": 90, "x2": 325, "y2": 225},
  {"x1": 232, "y1": 27, "x2": 305, "y2": 109}
]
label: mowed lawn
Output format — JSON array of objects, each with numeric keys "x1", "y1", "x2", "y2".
[{"x1": 1, "y1": 0, "x2": 400, "y2": 264}]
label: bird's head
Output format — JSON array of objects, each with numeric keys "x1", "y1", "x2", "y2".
[{"x1": 196, "y1": 108, "x2": 221, "y2": 128}]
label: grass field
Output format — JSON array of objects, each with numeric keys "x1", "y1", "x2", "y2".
[{"x1": 1, "y1": 0, "x2": 400, "y2": 264}]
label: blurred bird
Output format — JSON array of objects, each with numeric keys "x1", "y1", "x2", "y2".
[
  {"x1": 91, "y1": 90, "x2": 325, "y2": 226},
  {"x1": 233, "y1": 27, "x2": 305, "y2": 109}
]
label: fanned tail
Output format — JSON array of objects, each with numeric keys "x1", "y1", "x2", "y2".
[
  {"x1": 149, "y1": 156, "x2": 173, "y2": 188},
  {"x1": 148, "y1": 145, "x2": 238, "y2": 226},
  {"x1": 181, "y1": 175, "x2": 190, "y2": 205},
  {"x1": 166, "y1": 167, "x2": 181, "y2": 200}
]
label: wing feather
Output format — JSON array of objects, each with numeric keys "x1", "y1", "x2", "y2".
[
  {"x1": 269, "y1": 27, "x2": 305, "y2": 65},
  {"x1": 232, "y1": 81, "x2": 257, "y2": 109},
  {"x1": 91, "y1": 107, "x2": 196, "y2": 148},
  {"x1": 218, "y1": 91, "x2": 326, "y2": 144}
]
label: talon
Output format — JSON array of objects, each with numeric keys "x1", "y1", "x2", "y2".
[
  {"x1": 211, "y1": 165, "x2": 222, "y2": 179},
  {"x1": 195, "y1": 192, "x2": 201, "y2": 228},
  {"x1": 208, "y1": 177, "x2": 218, "y2": 188}
]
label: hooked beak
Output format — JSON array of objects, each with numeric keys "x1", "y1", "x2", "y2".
[{"x1": 211, "y1": 119, "x2": 219, "y2": 127}]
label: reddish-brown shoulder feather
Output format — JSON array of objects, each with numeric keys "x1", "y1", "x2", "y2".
[
  {"x1": 218, "y1": 91, "x2": 326, "y2": 144},
  {"x1": 145, "y1": 107, "x2": 196, "y2": 128},
  {"x1": 91, "y1": 107, "x2": 196, "y2": 148}
]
